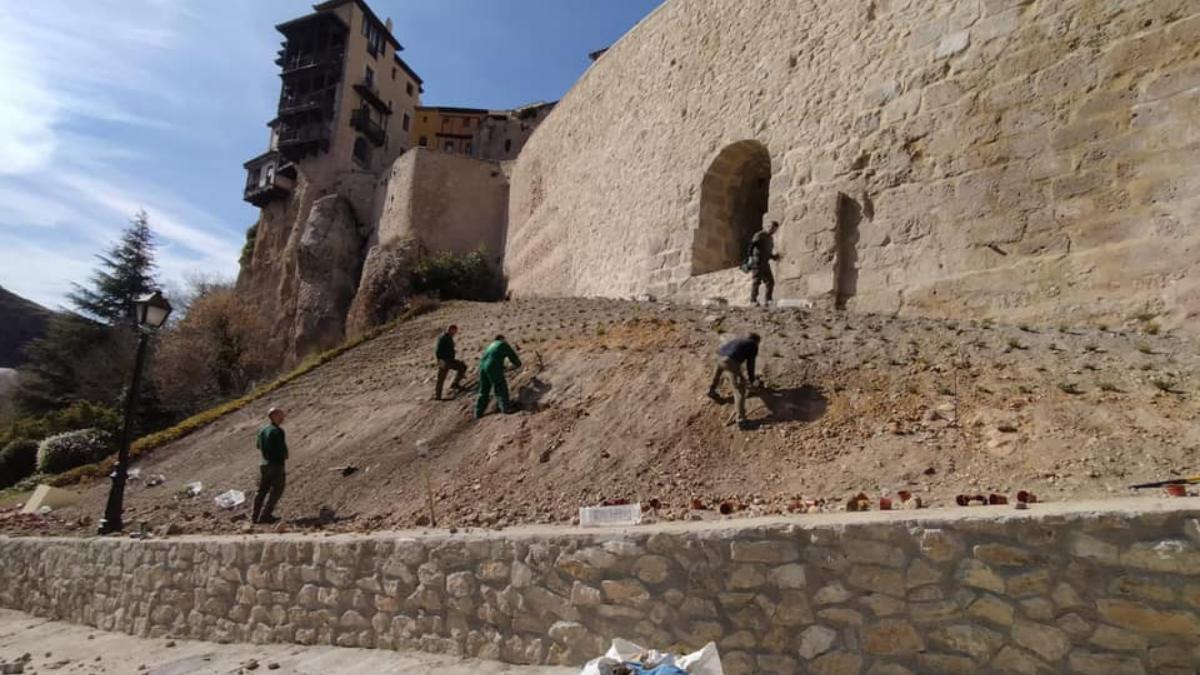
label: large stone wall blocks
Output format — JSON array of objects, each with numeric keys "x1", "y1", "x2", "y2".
[{"x1": 4, "y1": 501, "x2": 1200, "y2": 672}]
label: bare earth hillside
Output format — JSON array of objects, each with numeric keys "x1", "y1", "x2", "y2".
[{"x1": 11, "y1": 299, "x2": 1200, "y2": 536}]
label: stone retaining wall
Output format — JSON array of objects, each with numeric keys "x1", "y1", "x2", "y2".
[{"x1": 2, "y1": 501, "x2": 1200, "y2": 674}]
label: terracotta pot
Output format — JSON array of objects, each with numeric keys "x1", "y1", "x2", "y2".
[{"x1": 1165, "y1": 484, "x2": 1188, "y2": 497}]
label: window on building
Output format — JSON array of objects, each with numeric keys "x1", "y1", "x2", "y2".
[
  {"x1": 402, "y1": 113, "x2": 410, "y2": 132},
  {"x1": 364, "y1": 65, "x2": 375, "y2": 88},
  {"x1": 363, "y1": 18, "x2": 384, "y2": 57},
  {"x1": 462, "y1": 118, "x2": 471, "y2": 129},
  {"x1": 465, "y1": 142, "x2": 473, "y2": 155},
  {"x1": 406, "y1": 82, "x2": 414, "y2": 96},
  {"x1": 391, "y1": 67, "x2": 396, "y2": 80},
  {"x1": 444, "y1": 141, "x2": 453, "y2": 152},
  {"x1": 353, "y1": 136, "x2": 371, "y2": 165},
  {"x1": 504, "y1": 139, "x2": 512, "y2": 153},
  {"x1": 419, "y1": 136, "x2": 427, "y2": 147}
]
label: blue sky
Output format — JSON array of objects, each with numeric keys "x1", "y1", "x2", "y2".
[{"x1": 0, "y1": 0, "x2": 661, "y2": 309}]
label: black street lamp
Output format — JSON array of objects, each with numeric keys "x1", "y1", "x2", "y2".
[{"x1": 98, "y1": 291, "x2": 172, "y2": 535}]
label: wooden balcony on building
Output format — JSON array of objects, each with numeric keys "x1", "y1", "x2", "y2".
[
  {"x1": 276, "y1": 47, "x2": 345, "y2": 74},
  {"x1": 350, "y1": 107, "x2": 387, "y2": 147},
  {"x1": 352, "y1": 77, "x2": 390, "y2": 113},
  {"x1": 277, "y1": 87, "x2": 337, "y2": 118},
  {"x1": 275, "y1": 123, "x2": 331, "y2": 161},
  {"x1": 242, "y1": 151, "x2": 297, "y2": 207}
]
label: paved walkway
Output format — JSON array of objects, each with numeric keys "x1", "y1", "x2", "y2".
[{"x1": 0, "y1": 609, "x2": 575, "y2": 675}]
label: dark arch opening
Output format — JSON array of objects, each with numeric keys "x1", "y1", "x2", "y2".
[{"x1": 691, "y1": 140, "x2": 771, "y2": 275}]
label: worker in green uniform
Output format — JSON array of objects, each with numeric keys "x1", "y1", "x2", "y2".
[
  {"x1": 475, "y1": 334, "x2": 522, "y2": 419},
  {"x1": 749, "y1": 220, "x2": 781, "y2": 306},
  {"x1": 434, "y1": 324, "x2": 466, "y2": 400},
  {"x1": 252, "y1": 407, "x2": 288, "y2": 524}
]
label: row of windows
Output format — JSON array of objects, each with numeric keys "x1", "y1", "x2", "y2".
[
  {"x1": 416, "y1": 137, "x2": 473, "y2": 154},
  {"x1": 414, "y1": 136, "x2": 513, "y2": 154}
]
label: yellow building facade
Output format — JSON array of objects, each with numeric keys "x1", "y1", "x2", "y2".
[{"x1": 410, "y1": 107, "x2": 490, "y2": 156}]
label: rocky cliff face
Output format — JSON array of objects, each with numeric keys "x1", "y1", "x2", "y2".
[
  {"x1": 237, "y1": 150, "x2": 510, "y2": 360},
  {"x1": 292, "y1": 195, "x2": 367, "y2": 357},
  {"x1": 236, "y1": 173, "x2": 371, "y2": 361}
]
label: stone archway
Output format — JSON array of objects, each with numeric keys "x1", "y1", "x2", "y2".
[{"x1": 691, "y1": 140, "x2": 771, "y2": 275}]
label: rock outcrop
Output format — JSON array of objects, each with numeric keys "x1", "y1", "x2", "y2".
[
  {"x1": 292, "y1": 196, "x2": 367, "y2": 357},
  {"x1": 344, "y1": 237, "x2": 419, "y2": 338}
]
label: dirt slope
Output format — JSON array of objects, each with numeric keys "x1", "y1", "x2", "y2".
[{"x1": 15, "y1": 298, "x2": 1200, "y2": 535}]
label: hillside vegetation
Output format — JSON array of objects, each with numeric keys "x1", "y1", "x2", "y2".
[{"x1": 0, "y1": 286, "x2": 52, "y2": 368}]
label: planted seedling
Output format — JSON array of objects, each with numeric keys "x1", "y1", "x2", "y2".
[{"x1": 1151, "y1": 378, "x2": 1179, "y2": 394}]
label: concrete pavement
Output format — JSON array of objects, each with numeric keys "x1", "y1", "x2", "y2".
[{"x1": 0, "y1": 609, "x2": 576, "y2": 675}]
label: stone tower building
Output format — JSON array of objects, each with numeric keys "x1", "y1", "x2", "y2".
[{"x1": 505, "y1": 0, "x2": 1200, "y2": 330}]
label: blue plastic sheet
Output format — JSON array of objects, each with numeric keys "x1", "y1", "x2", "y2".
[{"x1": 625, "y1": 665, "x2": 689, "y2": 675}]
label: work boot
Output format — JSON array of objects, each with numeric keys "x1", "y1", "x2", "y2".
[
  {"x1": 707, "y1": 387, "x2": 719, "y2": 400},
  {"x1": 737, "y1": 419, "x2": 752, "y2": 431},
  {"x1": 256, "y1": 514, "x2": 280, "y2": 525}
]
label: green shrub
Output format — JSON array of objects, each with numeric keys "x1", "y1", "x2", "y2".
[
  {"x1": 240, "y1": 223, "x2": 258, "y2": 263},
  {"x1": 37, "y1": 428, "x2": 113, "y2": 474},
  {"x1": 0, "y1": 401, "x2": 121, "y2": 452},
  {"x1": 45, "y1": 401, "x2": 121, "y2": 437},
  {"x1": 0, "y1": 439, "x2": 38, "y2": 488},
  {"x1": 411, "y1": 250, "x2": 497, "y2": 301}
]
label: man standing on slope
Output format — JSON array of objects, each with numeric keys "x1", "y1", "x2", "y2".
[
  {"x1": 252, "y1": 407, "x2": 288, "y2": 524},
  {"x1": 749, "y1": 220, "x2": 781, "y2": 306},
  {"x1": 708, "y1": 333, "x2": 761, "y2": 430},
  {"x1": 475, "y1": 335, "x2": 522, "y2": 418},
  {"x1": 434, "y1": 324, "x2": 467, "y2": 400}
]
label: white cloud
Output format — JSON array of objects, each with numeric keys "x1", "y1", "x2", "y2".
[{"x1": 0, "y1": 0, "x2": 249, "y2": 307}]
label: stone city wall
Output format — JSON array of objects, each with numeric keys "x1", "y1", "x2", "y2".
[
  {"x1": 3, "y1": 501, "x2": 1200, "y2": 673},
  {"x1": 371, "y1": 148, "x2": 509, "y2": 266},
  {"x1": 505, "y1": 0, "x2": 1200, "y2": 330},
  {"x1": 344, "y1": 148, "x2": 509, "y2": 335}
]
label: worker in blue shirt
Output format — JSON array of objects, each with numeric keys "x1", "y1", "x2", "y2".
[{"x1": 707, "y1": 333, "x2": 761, "y2": 429}]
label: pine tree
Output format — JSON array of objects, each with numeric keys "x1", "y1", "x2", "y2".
[
  {"x1": 67, "y1": 210, "x2": 158, "y2": 326},
  {"x1": 16, "y1": 212, "x2": 161, "y2": 414}
]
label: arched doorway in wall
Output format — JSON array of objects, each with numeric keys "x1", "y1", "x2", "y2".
[{"x1": 691, "y1": 140, "x2": 771, "y2": 275}]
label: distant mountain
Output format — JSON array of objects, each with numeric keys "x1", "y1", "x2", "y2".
[{"x1": 0, "y1": 286, "x2": 54, "y2": 367}]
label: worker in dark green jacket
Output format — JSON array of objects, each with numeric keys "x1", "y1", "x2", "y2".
[
  {"x1": 434, "y1": 324, "x2": 466, "y2": 400},
  {"x1": 252, "y1": 407, "x2": 288, "y2": 524},
  {"x1": 475, "y1": 335, "x2": 522, "y2": 419}
]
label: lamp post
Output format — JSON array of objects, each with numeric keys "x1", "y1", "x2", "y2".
[{"x1": 98, "y1": 291, "x2": 172, "y2": 535}]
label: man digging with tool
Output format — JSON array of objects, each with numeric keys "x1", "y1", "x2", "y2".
[
  {"x1": 475, "y1": 335, "x2": 522, "y2": 419},
  {"x1": 708, "y1": 333, "x2": 762, "y2": 430}
]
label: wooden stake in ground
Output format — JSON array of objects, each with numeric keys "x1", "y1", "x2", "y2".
[{"x1": 416, "y1": 439, "x2": 436, "y2": 526}]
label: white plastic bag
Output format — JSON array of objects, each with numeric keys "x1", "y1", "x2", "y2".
[
  {"x1": 579, "y1": 503, "x2": 642, "y2": 527},
  {"x1": 214, "y1": 489, "x2": 245, "y2": 509},
  {"x1": 579, "y1": 639, "x2": 723, "y2": 675}
]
